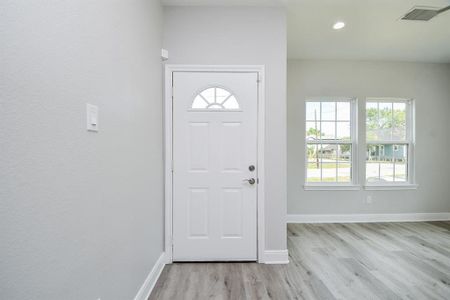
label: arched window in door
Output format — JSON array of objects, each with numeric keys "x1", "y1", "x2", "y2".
[{"x1": 191, "y1": 87, "x2": 239, "y2": 110}]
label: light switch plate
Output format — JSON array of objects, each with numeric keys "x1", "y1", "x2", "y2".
[{"x1": 86, "y1": 104, "x2": 99, "y2": 132}]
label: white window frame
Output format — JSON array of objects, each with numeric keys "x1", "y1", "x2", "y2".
[
  {"x1": 364, "y1": 98, "x2": 417, "y2": 190},
  {"x1": 304, "y1": 97, "x2": 359, "y2": 191}
]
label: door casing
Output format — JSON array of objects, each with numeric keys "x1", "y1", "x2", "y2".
[{"x1": 164, "y1": 65, "x2": 266, "y2": 263}]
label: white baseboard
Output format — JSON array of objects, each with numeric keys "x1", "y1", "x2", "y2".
[
  {"x1": 264, "y1": 250, "x2": 289, "y2": 264},
  {"x1": 287, "y1": 213, "x2": 450, "y2": 224},
  {"x1": 134, "y1": 252, "x2": 166, "y2": 300}
]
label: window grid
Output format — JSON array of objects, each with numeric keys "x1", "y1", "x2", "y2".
[
  {"x1": 365, "y1": 99, "x2": 414, "y2": 185},
  {"x1": 366, "y1": 143, "x2": 408, "y2": 183},
  {"x1": 305, "y1": 99, "x2": 356, "y2": 185},
  {"x1": 191, "y1": 87, "x2": 240, "y2": 110}
]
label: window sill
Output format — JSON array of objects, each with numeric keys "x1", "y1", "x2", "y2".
[
  {"x1": 364, "y1": 184, "x2": 418, "y2": 191},
  {"x1": 303, "y1": 184, "x2": 361, "y2": 191}
]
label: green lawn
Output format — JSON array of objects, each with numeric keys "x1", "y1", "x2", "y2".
[
  {"x1": 307, "y1": 163, "x2": 351, "y2": 182},
  {"x1": 307, "y1": 163, "x2": 351, "y2": 169}
]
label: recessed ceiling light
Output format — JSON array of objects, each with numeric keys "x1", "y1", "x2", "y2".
[{"x1": 333, "y1": 21, "x2": 345, "y2": 30}]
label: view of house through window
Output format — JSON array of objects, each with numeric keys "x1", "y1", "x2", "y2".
[
  {"x1": 305, "y1": 99, "x2": 355, "y2": 183},
  {"x1": 366, "y1": 99, "x2": 413, "y2": 183}
]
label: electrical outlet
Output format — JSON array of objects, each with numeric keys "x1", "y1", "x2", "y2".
[{"x1": 366, "y1": 195, "x2": 373, "y2": 204}]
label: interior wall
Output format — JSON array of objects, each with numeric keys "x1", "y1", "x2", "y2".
[
  {"x1": 163, "y1": 6, "x2": 287, "y2": 251},
  {"x1": 0, "y1": 1, "x2": 164, "y2": 299},
  {"x1": 288, "y1": 60, "x2": 450, "y2": 215}
]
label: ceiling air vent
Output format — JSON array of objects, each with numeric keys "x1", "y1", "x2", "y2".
[{"x1": 401, "y1": 5, "x2": 450, "y2": 21}]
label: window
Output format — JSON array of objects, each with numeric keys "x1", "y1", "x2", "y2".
[
  {"x1": 191, "y1": 87, "x2": 239, "y2": 110},
  {"x1": 365, "y1": 99, "x2": 415, "y2": 186},
  {"x1": 305, "y1": 98, "x2": 357, "y2": 187}
]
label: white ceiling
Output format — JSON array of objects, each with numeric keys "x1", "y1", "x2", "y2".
[
  {"x1": 162, "y1": 0, "x2": 450, "y2": 63},
  {"x1": 288, "y1": 0, "x2": 450, "y2": 62}
]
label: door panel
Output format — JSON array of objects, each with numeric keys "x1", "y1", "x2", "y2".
[
  {"x1": 172, "y1": 71, "x2": 258, "y2": 261},
  {"x1": 220, "y1": 188, "x2": 244, "y2": 238},
  {"x1": 187, "y1": 188, "x2": 209, "y2": 238},
  {"x1": 220, "y1": 122, "x2": 242, "y2": 172},
  {"x1": 188, "y1": 122, "x2": 210, "y2": 171}
]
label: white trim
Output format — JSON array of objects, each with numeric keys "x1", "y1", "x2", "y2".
[
  {"x1": 286, "y1": 213, "x2": 450, "y2": 224},
  {"x1": 366, "y1": 141, "x2": 411, "y2": 145},
  {"x1": 264, "y1": 250, "x2": 289, "y2": 264},
  {"x1": 306, "y1": 96, "x2": 353, "y2": 102},
  {"x1": 256, "y1": 68, "x2": 266, "y2": 264},
  {"x1": 304, "y1": 97, "x2": 358, "y2": 186},
  {"x1": 408, "y1": 99, "x2": 416, "y2": 184},
  {"x1": 303, "y1": 184, "x2": 360, "y2": 191},
  {"x1": 133, "y1": 252, "x2": 166, "y2": 300},
  {"x1": 366, "y1": 97, "x2": 411, "y2": 103},
  {"x1": 364, "y1": 98, "x2": 415, "y2": 185},
  {"x1": 164, "y1": 65, "x2": 266, "y2": 263},
  {"x1": 164, "y1": 68, "x2": 173, "y2": 263},
  {"x1": 364, "y1": 184, "x2": 418, "y2": 190}
]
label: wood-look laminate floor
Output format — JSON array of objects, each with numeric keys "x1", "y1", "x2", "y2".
[{"x1": 149, "y1": 222, "x2": 450, "y2": 300}]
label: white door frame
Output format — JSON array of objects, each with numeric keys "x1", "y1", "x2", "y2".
[{"x1": 164, "y1": 65, "x2": 266, "y2": 263}]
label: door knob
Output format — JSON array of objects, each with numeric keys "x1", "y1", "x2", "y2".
[{"x1": 243, "y1": 178, "x2": 256, "y2": 185}]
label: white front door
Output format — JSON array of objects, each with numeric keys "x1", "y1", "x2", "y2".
[{"x1": 172, "y1": 71, "x2": 258, "y2": 261}]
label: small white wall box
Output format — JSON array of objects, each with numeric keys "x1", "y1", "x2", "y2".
[
  {"x1": 161, "y1": 48, "x2": 169, "y2": 61},
  {"x1": 86, "y1": 104, "x2": 99, "y2": 132}
]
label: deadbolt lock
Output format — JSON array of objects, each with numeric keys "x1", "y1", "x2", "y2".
[{"x1": 249, "y1": 165, "x2": 255, "y2": 172}]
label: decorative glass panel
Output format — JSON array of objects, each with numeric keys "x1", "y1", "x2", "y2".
[{"x1": 191, "y1": 87, "x2": 239, "y2": 110}]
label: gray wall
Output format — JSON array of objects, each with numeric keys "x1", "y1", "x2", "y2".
[
  {"x1": 0, "y1": 1, "x2": 164, "y2": 299},
  {"x1": 163, "y1": 6, "x2": 287, "y2": 251},
  {"x1": 288, "y1": 60, "x2": 450, "y2": 215}
]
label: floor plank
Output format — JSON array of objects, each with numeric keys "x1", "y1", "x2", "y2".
[{"x1": 149, "y1": 222, "x2": 450, "y2": 300}]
